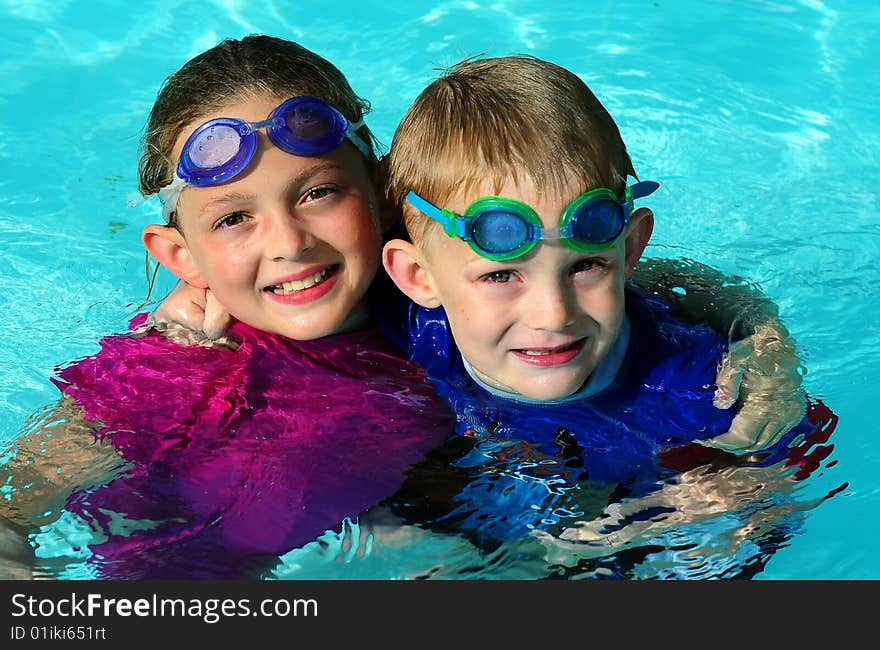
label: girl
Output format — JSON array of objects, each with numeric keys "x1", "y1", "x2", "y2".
[{"x1": 0, "y1": 35, "x2": 454, "y2": 579}]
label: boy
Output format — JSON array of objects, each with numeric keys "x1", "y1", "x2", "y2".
[{"x1": 377, "y1": 55, "x2": 819, "y2": 542}]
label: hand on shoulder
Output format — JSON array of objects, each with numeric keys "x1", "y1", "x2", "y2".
[
  {"x1": 704, "y1": 321, "x2": 806, "y2": 453},
  {"x1": 148, "y1": 284, "x2": 237, "y2": 349}
]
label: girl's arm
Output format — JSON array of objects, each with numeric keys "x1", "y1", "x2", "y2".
[
  {"x1": 1, "y1": 396, "x2": 127, "y2": 530},
  {"x1": 630, "y1": 257, "x2": 783, "y2": 340},
  {"x1": 630, "y1": 257, "x2": 806, "y2": 453}
]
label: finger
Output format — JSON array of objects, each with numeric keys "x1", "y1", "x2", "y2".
[
  {"x1": 713, "y1": 337, "x2": 752, "y2": 409},
  {"x1": 750, "y1": 397, "x2": 806, "y2": 450},
  {"x1": 155, "y1": 323, "x2": 205, "y2": 347},
  {"x1": 698, "y1": 412, "x2": 768, "y2": 452},
  {"x1": 202, "y1": 290, "x2": 233, "y2": 340},
  {"x1": 210, "y1": 335, "x2": 242, "y2": 352},
  {"x1": 714, "y1": 352, "x2": 745, "y2": 409},
  {"x1": 151, "y1": 282, "x2": 207, "y2": 328},
  {"x1": 704, "y1": 385, "x2": 809, "y2": 455}
]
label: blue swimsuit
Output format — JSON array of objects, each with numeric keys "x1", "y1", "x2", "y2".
[{"x1": 373, "y1": 284, "x2": 815, "y2": 543}]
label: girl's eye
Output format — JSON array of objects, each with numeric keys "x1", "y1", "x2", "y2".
[
  {"x1": 214, "y1": 212, "x2": 250, "y2": 230},
  {"x1": 302, "y1": 186, "x2": 336, "y2": 203},
  {"x1": 482, "y1": 270, "x2": 516, "y2": 284}
]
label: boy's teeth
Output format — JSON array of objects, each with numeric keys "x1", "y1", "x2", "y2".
[
  {"x1": 520, "y1": 341, "x2": 578, "y2": 355},
  {"x1": 273, "y1": 268, "x2": 331, "y2": 294}
]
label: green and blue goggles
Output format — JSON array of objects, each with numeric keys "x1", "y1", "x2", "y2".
[{"x1": 405, "y1": 180, "x2": 659, "y2": 261}]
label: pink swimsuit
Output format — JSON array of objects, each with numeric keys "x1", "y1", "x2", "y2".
[{"x1": 53, "y1": 317, "x2": 453, "y2": 577}]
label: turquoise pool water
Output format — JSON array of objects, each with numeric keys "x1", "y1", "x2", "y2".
[{"x1": 1, "y1": 0, "x2": 877, "y2": 579}]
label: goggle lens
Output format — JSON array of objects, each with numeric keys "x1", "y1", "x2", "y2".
[
  {"x1": 179, "y1": 118, "x2": 258, "y2": 187},
  {"x1": 287, "y1": 105, "x2": 330, "y2": 138},
  {"x1": 570, "y1": 200, "x2": 624, "y2": 245},
  {"x1": 189, "y1": 124, "x2": 243, "y2": 168},
  {"x1": 472, "y1": 210, "x2": 530, "y2": 255},
  {"x1": 272, "y1": 97, "x2": 347, "y2": 156}
]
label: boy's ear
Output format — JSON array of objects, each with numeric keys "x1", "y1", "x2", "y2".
[
  {"x1": 624, "y1": 207, "x2": 654, "y2": 278},
  {"x1": 382, "y1": 239, "x2": 441, "y2": 309},
  {"x1": 141, "y1": 224, "x2": 209, "y2": 289}
]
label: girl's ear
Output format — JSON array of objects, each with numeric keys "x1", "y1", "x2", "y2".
[
  {"x1": 624, "y1": 207, "x2": 654, "y2": 278},
  {"x1": 141, "y1": 224, "x2": 209, "y2": 289},
  {"x1": 382, "y1": 239, "x2": 441, "y2": 309}
]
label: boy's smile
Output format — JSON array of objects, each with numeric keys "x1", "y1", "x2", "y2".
[{"x1": 510, "y1": 338, "x2": 588, "y2": 367}]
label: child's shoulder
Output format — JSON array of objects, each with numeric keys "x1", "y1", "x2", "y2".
[
  {"x1": 574, "y1": 288, "x2": 738, "y2": 449},
  {"x1": 52, "y1": 320, "x2": 246, "y2": 430},
  {"x1": 368, "y1": 274, "x2": 458, "y2": 375},
  {"x1": 626, "y1": 287, "x2": 727, "y2": 357}
]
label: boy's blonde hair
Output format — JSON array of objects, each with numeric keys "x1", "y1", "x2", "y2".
[{"x1": 386, "y1": 55, "x2": 637, "y2": 244}]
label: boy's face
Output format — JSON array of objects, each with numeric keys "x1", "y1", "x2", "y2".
[
  {"x1": 411, "y1": 178, "x2": 650, "y2": 401},
  {"x1": 150, "y1": 94, "x2": 385, "y2": 341}
]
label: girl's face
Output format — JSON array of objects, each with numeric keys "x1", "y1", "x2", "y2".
[{"x1": 169, "y1": 94, "x2": 384, "y2": 340}]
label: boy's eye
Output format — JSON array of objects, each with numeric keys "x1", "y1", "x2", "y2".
[
  {"x1": 214, "y1": 212, "x2": 250, "y2": 230},
  {"x1": 482, "y1": 270, "x2": 516, "y2": 283},
  {"x1": 571, "y1": 258, "x2": 608, "y2": 276}
]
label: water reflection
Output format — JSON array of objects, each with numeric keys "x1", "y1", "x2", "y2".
[{"x1": 332, "y1": 400, "x2": 845, "y2": 580}]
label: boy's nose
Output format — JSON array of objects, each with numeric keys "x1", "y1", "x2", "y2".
[
  {"x1": 522, "y1": 282, "x2": 578, "y2": 331},
  {"x1": 264, "y1": 214, "x2": 314, "y2": 261}
]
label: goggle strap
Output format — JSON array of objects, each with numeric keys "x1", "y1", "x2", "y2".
[
  {"x1": 628, "y1": 180, "x2": 660, "y2": 201},
  {"x1": 406, "y1": 192, "x2": 456, "y2": 237},
  {"x1": 157, "y1": 174, "x2": 187, "y2": 222},
  {"x1": 345, "y1": 119, "x2": 374, "y2": 160},
  {"x1": 545, "y1": 224, "x2": 571, "y2": 241},
  {"x1": 246, "y1": 117, "x2": 278, "y2": 132},
  {"x1": 445, "y1": 209, "x2": 471, "y2": 239}
]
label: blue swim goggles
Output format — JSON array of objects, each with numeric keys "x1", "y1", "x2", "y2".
[
  {"x1": 157, "y1": 96, "x2": 372, "y2": 220},
  {"x1": 405, "y1": 180, "x2": 659, "y2": 261}
]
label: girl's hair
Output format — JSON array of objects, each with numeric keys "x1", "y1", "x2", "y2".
[
  {"x1": 138, "y1": 35, "x2": 378, "y2": 208},
  {"x1": 386, "y1": 55, "x2": 637, "y2": 245}
]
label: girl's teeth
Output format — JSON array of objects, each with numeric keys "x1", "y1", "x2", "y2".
[{"x1": 273, "y1": 268, "x2": 331, "y2": 294}]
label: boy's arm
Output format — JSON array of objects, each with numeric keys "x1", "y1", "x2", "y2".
[
  {"x1": 143, "y1": 283, "x2": 239, "y2": 349},
  {"x1": 630, "y1": 257, "x2": 806, "y2": 453}
]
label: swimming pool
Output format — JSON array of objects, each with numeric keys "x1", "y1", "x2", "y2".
[{"x1": 1, "y1": 0, "x2": 877, "y2": 579}]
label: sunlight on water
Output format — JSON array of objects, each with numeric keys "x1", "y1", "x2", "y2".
[{"x1": 0, "y1": 0, "x2": 877, "y2": 579}]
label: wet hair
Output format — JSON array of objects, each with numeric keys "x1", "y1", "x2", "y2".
[
  {"x1": 386, "y1": 55, "x2": 637, "y2": 244},
  {"x1": 137, "y1": 34, "x2": 378, "y2": 220}
]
